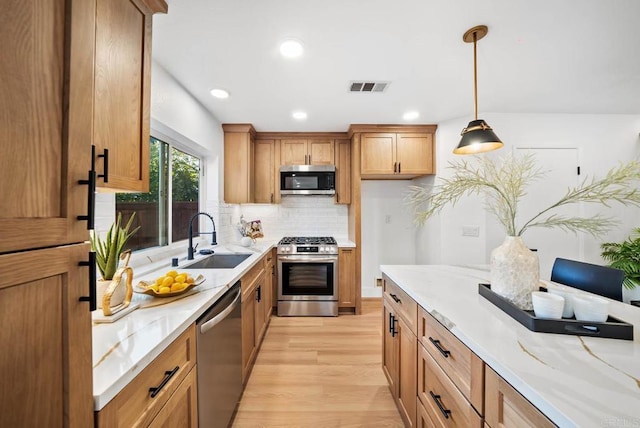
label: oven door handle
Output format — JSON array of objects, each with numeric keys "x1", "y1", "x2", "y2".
[{"x1": 278, "y1": 256, "x2": 338, "y2": 263}]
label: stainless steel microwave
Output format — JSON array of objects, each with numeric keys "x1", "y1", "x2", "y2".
[{"x1": 280, "y1": 165, "x2": 336, "y2": 195}]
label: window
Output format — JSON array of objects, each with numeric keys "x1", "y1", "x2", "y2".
[{"x1": 116, "y1": 136, "x2": 201, "y2": 252}]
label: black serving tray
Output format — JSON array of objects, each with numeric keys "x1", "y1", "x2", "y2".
[{"x1": 478, "y1": 283, "x2": 634, "y2": 340}]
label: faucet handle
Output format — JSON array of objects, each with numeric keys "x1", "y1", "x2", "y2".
[{"x1": 193, "y1": 243, "x2": 199, "y2": 253}]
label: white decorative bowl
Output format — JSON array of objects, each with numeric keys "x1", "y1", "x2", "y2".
[
  {"x1": 572, "y1": 295, "x2": 609, "y2": 323},
  {"x1": 547, "y1": 287, "x2": 577, "y2": 318},
  {"x1": 531, "y1": 291, "x2": 564, "y2": 319}
]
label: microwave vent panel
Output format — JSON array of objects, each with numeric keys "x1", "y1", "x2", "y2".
[{"x1": 349, "y1": 81, "x2": 389, "y2": 93}]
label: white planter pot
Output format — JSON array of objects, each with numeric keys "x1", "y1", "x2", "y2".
[
  {"x1": 96, "y1": 277, "x2": 126, "y2": 309},
  {"x1": 490, "y1": 236, "x2": 540, "y2": 310},
  {"x1": 240, "y1": 236, "x2": 253, "y2": 247}
]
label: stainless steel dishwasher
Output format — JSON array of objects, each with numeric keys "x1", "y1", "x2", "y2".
[{"x1": 196, "y1": 281, "x2": 242, "y2": 428}]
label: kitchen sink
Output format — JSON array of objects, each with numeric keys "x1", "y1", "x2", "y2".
[{"x1": 185, "y1": 253, "x2": 251, "y2": 269}]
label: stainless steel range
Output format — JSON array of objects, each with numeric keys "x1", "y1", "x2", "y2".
[{"x1": 277, "y1": 236, "x2": 339, "y2": 316}]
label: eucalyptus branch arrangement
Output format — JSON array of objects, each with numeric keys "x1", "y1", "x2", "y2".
[{"x1": 408, "y1": 153, "x2": 640, "y2": 237}]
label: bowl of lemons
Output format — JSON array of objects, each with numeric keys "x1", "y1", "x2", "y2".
[{"x1": 135, "y1": 270, "x2": 205, "y2": 298}]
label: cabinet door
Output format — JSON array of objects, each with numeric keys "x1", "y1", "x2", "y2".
[
  {"x1": 224, "y1": 131, "x2": 254, "y2": 203},
  {"x1": 254, "y1": 274, "x2": 267, "y2": 345},
  {"x1": 335, "y1": 139, "x2": 351, "y2": 204},
  {"x1": 0, "y1": 243, "x2": 93, "y2": 428},
  {"x1": 397, "y1": 316, "x2": 417, "y2": 428},
  {"x1": 94, "y1": 0, "x2": 167, "y2": 192},
  {"x1": 308, "y1": 139, "x2": 334, "y2": 165},
  {"x1": 241, "y1": 292, "x2": 256, "y2": 384},
  {"x1": 382, "y1": 298, "x2": 397, "y2": 395},
  {"x1": 485, "y1": 367, "x2": 554, "y2": 428},
  {"x1": 254, "y1": 139, "x2": 276, "y2": 203},
  {"x1": 264, "y1": 257, "x2": 274, "y2": 320},
  {"x1": 281, "y1": 139, "x2": 308, "y2": 165},
  {"x1": 0, "y1": 0, "x2": 94, "y2": 253},
  {"x1": 148, "y1": 367, "x2": 198, "y2": 428},
  {"x1": 338, "y1": 248, "x2": 356, "y2": 307},
  {"x1": 396, "y1": 133, "x2": 434, "y2": 175},
  {"x1": 361, "y1": 133, "x2": 396, "y2": 175}
]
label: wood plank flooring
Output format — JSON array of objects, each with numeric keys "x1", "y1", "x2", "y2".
[{"x1": 232, "y1": 299, "x2": 404, "y2": 427}]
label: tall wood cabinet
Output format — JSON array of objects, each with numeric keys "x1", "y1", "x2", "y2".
[
  {"x1": 94, "y1": 0, "x2": 168, "y2": 192},
  {"x1": 0, "y1": 0, "x2": 165, "y2": 424},
  {"x1": 223, "y1": 124, "x2": 256, "y2": 204},
  {"x1": 335, "y1": 139, "x2": 352, "y2": 204},
  {"x1": 254, "y1": 139, "x2": 277, "y2": 204}
]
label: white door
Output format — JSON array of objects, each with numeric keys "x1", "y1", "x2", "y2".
[{"x1": 515, "y1": 148, "x2": 581, "y2": 279}]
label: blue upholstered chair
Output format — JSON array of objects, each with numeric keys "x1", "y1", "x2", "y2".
[{"x1": 550, "y1": 258, "x2": 624, "y2": 302}]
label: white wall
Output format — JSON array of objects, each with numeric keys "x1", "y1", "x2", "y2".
[
  {"x1": 415, "y1": 113, "x2": 640, "y2": 279},
  {"x1": 361, "y1": 180, "x2": 418, "y2": 297}
]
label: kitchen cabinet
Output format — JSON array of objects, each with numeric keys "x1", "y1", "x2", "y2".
[
  {"x1": 0, "y1": 0, "x2": 96, "y2": 425},
  {"x1": 360, "y1": 132, "x2": 435, "y2": 179},
  {"x1": 281, "y1": 138, "x2": 334, "y2": 165},
  {"x1": 96, "y1": 326, "x2": 197, "y2": 427},
  {"x1": 265, "y1": 249, "x2": 276, "y2": 318},
  {"x1": 223, "y1": 124, "x2": 256, "y2": 204},
  {"x1": 335, "y1": 139, "x2": 351, "y2": 204},
  {"x1": 241, "y1": 254, "x2": 271, "y2": 383},
  {"x1": 93, "y1": 0, "x2": 168, "y2": 192},
  {"x1": 254, "y1": 139, "x2": 278, "y2": 203},
  {"x1": 485, "y1": 367, "x2": 554, "y2": 428},
  {"x1": 382, "y1": 276, "x2": 418, "y2": 427},
  {"x1": 338, "y1": 248, "x2": 357, "y2": 310}
]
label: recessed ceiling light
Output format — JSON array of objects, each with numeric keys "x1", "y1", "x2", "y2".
[
  {"x1": 292, "y1": 111, "x2": 307, "y2": 120},
  {"x1": 403, "y1": 111, "x2": 419, "y2": 121},
  {"x1": 280, "y1": 40, "x2": 304, "y2": 58},
  {"x1": 210, "y1": 88, "x2": 229, "y2": 99}
]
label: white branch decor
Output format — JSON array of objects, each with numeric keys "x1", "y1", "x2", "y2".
[{"x1": 408, "y1": 153, "x2": 640, "y2": 238}]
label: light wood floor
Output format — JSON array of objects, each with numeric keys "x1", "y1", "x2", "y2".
[{"x1": 232, "y1": 299, "x2": 404, "y2": 428}]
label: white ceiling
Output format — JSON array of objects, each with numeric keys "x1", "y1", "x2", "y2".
[{"x1": 152, "y1": 0, "x2": 640, "y2": 132}]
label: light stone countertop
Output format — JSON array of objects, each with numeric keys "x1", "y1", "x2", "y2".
[
  {"x1": 91, "y1": 241, "x2": 277, "y2": 410},
  {"x1": 380, "y1": 264, "x2": 640, "y2": 428}
]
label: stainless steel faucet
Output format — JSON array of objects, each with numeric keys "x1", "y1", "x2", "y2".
[{"x1": 187, "y1": 212, "x2": 217, "y2": 260}]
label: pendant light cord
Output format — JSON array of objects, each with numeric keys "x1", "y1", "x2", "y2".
[{"x1": 473, "y1": 31, "x2": 478, "y2": 120}]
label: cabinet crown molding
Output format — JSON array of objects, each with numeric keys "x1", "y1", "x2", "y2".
[
  {"x1": 222, "y1": 123, "x2": 257, "y2": 135},
  {"x1": 348, "y1": 124, "x2": 437, "y2": 137}
]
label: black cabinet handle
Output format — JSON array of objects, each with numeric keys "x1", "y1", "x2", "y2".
[
  {"x1": 393, "y1": 162, "x2": 397, "y2": 173},
  {"x1": 429, "y1": 391, "x2": 452, "y2": 419},
  {"x1": 256, "y1": 285, "x2": 261, "y2": 302},
  {"x1": 389, "y1": 293, "x2": 401, "y2": 304},
  {"x1": 388, "y1": 312, "x2": 393, "y2": 334},
  {"x1": 391, "y1": 315, "x2": 398, "y2": 337},
  {"x1": 398, "y1": 162, "x2": 401, "y2": 173},
  {"x1": 97, "y1": 148, "x2": 109, "y2": 183},
  {"x1": 428, "y1": 337, "x2": 451, "y2": 358},
  {"x1": 77, "y1": 169, "x2": 96, "y2": 230},
  {"x1": 79, "y1": 252, "x2": 97, "y2": 311},
  {"x1": 149, "y1": 366, "x2": 179, "y2": 398}
]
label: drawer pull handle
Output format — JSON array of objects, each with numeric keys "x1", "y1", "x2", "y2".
[
  {"x1": 389, "y1": 293, "x2": 401, "y2": 304},
  {"x1": 429, "y1": 391, "x2": 452, "y2": 419},
  {"x1": 391, "y1": 315, "x2": 398, "y2": 337},
  {"x1": 388, "y1": 312, "x2": 394, "y2": 334},
  {"x1": 428, "y1": 337, "x2": 451, "y2": 358},
  {"x1": 149, "y1": 366, "x2": 179, "y2": 398}
]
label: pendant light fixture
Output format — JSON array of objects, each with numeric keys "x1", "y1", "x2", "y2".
[{"x1": 453, "y1": 25, "x2": 504, "y2": 155}]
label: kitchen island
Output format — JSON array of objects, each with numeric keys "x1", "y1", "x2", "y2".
[{"x1": 381, "y1": 264, "x2": 640, "y2": 428}]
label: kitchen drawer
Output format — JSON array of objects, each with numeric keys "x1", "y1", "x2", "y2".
[
  {"x1": 241, "y1": 256, "x2": 266, "y2": 299},
  {"x1": 418, "y1": 344, "x2": 483, "y2": 428},
  {"x1": 485, "y1": 366, "x2": 555, "y2": 428},
  {"x1": 96, "y1": 325, "x2": 197, "y2": 428},
  {"x1": 419, "y1": 306, "x2": 484, "y2": 414},
  {"x1": 383, "y1": 274, "x2": 418, "y2": 334}
]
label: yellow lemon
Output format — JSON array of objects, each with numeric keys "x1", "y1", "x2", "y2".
[
  {"x1": 155, "y1": 276, "x2": 165, "y2": 285},
  {"x1": 174, "y1": 274, "x2": 186, "y2": 283},
  {"x1": 171, "y1": 283, "x2": 186, "y2": 292},
  {"x1": 158, "y1": 286, "x2": 171, "y2": 294},
  {"x1": 161, "y1": 276, "x2": 174, "y2": 287},
  {"x1": 166, "y1": 270, "x2": 179, "y2": 278},
  {"x1": 150, "y1": 284, "x2": 160, "y2": 292}
]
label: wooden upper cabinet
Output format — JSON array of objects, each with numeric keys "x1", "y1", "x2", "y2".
[
  {"x1": 335, "y1": 139, "x2": 351, "y2": 204},
  {"x1": 223, "y1": 124, "x2": 256, "y2": 204},
  {"x1": 355, "y1": 125, "x2": 436, "y2": 179},
  {"x1": 0, "y1": 0, "x2": 94, "y2": 253},
  {"x1": 254, "y1": 139, "x2": 277, "y2": 204},
  {"x1": 281, "y1": 139, "x2": 334, "y2": 165},
  {"x1": 93, "y1": 0, "x2": 168, "y2": 192}
]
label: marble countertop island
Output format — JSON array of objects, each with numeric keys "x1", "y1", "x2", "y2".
[{"x1": 381, "y1": 264, "x2": 640, "y2": 428}]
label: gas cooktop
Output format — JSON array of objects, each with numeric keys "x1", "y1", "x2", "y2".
[{"x1": 278, "y1": 236, "x2": 337, "y2": 246}]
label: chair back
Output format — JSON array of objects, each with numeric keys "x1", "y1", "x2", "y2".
[{"x1": 550, "y1": 258, "x2": 624, "y2": 301}]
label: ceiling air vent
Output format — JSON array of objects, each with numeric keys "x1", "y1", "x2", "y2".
[{"x1": 349, "y1": 81, "x2": 389, "y2": 93}]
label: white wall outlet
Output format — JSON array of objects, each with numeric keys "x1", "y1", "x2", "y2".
[
  {"x1": 375, "y1": 278, "x2": 383, "y2": 287},
  {"x1": 462, "y1": 225, "x2": 480, "y2": 237}
]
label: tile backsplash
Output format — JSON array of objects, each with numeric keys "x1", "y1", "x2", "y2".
[{"x1": 207, "y1": 196, "x2": 349, "y2": 243}]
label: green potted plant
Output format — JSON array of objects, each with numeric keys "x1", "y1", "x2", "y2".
[
  {"x1": 91, "y1": 212, "x2": 140, "y2": 308},
  {"x1": 601, "y1": 228, "x2": 640, "y2": 300}
]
